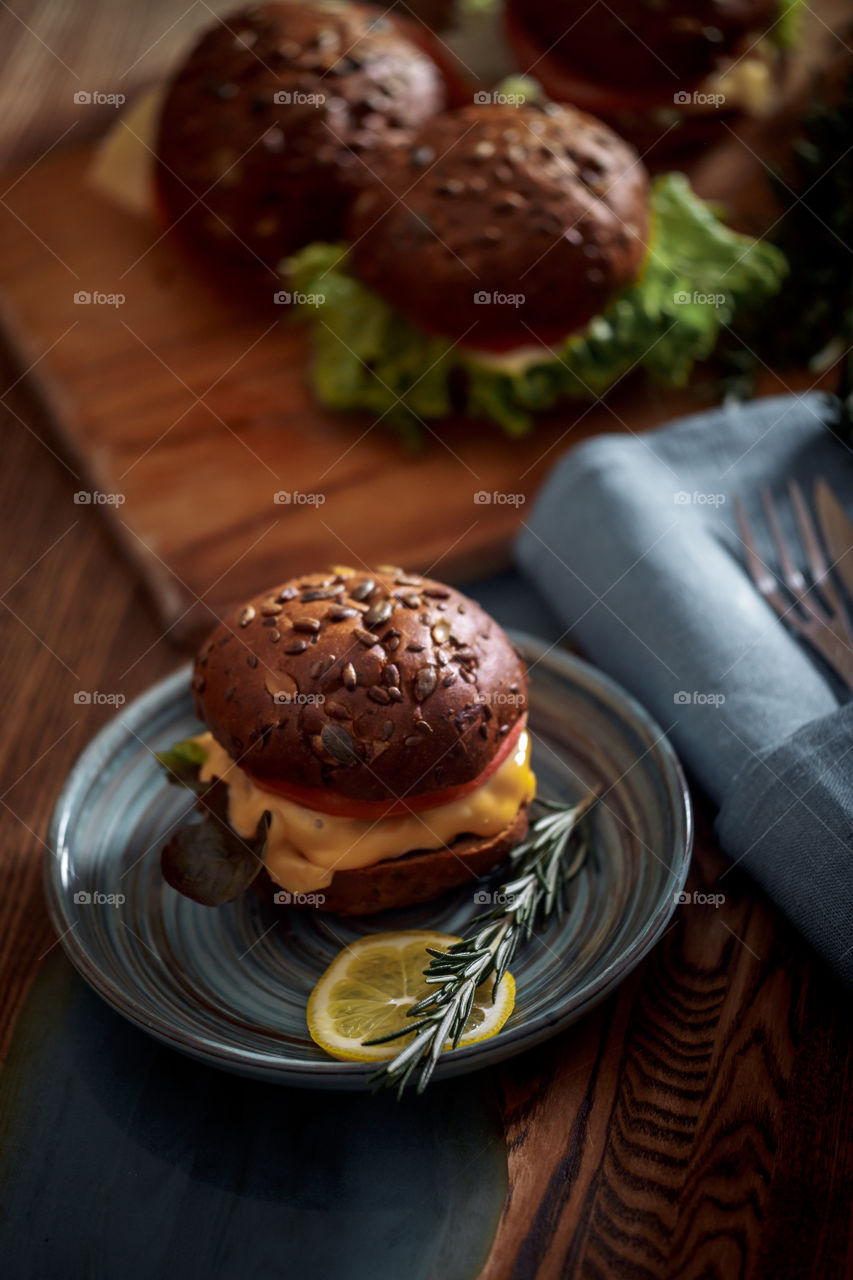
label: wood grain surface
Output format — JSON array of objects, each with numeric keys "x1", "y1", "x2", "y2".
[
  {"x1": 2, "y1": 2, "x2": 853, "y2": 1278},
  {"x1": 4, "y1": 347, "x2": 853, "y2": 1280},
  {"x1": 0, "y1": 0, "x2": 846, "y2": 641},
  {"x1": 0, "y1": 141, "x2": 709, "y2": 642}
]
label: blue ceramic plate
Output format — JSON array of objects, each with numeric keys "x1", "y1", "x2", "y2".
[{"x1": 45, "y1": 635, "x2": 692, "y2": 1088}]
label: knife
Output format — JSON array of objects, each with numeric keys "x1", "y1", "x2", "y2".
[{"x1": 815, "y1": 478, "x2": 853, "y2": 602}]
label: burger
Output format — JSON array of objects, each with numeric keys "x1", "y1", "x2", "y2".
[
  {"x1": 155, "y1": 1, "x2": 461, "y2": 268},
  {"x1": 285, "y1": 99, "x2": 786, "y2": 432},
  {"x1": 504, "y1": 0, "x2": 801, "y2": 161},
  {"x1": 157, "y1": 566, "x2": 536, "y2": 915}
]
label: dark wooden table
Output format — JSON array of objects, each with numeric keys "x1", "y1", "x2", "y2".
[{"x1": 2, "y1": 4, "x2": 853, "y2": 1278}]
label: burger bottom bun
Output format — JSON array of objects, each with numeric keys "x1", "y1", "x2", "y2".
[{"x1": 253, "y1": 804, "x2": 530, "y2": 916}]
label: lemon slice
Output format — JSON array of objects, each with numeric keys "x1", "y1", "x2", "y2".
[{"x1": 306, "y1": 930, "x2": 516, "y2": 1063}]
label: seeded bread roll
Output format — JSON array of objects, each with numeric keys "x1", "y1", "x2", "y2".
[
  {"x1": 504, "y1": 0, "x2": 783, "y2": 165},
  {"x1": 506, "y1": 0, "x2": 778, "y2": 98},
  {"x1": 156, "y1": 1, "x2": 451, "y2": 266},
  {"x1": 194, "y1": 566, "x2": 529, "y2": 803},
  {"x1": 252, "y1": 805, "x2": 530, "y2": 914},
  {"x1": 346, "y1": 102, "x2": 650, "y2": 350}
]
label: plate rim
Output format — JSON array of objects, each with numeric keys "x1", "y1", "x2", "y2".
[{"x1": 44, "y1": 634, "x2": 693, "y2": 1085}]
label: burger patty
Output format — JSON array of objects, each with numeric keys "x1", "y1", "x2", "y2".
[{"x1": 252, "y1": 803, "x2": 531, "y2": 914}]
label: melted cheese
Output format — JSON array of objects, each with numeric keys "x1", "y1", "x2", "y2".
[
  {"x1": 705, "y1": 53, "x2": 776, "y2": 118},
  {"x1": 197, "y1": 725, "x2": 535, "y2": 895}
]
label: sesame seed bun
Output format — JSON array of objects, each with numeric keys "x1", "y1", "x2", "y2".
[
  {"x1": 345, "y1": 102, "x2": 650, "y2": 350},
  {"x1": 156, "y1": 2, "x2": 453, "y2": 266},
  {"x1": 194, "y1": 566, "x2": 529, "y2": 804}
]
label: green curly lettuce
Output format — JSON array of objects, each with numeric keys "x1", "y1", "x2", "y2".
[
  {"x1": 285, "y1": 172, "x2": 786, "y2": 436},
  {"x1": 156, "y1": 735, "x2": 208, "y2": 793}
]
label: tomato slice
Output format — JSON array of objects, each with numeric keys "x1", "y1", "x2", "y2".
[{"x1": 253, "y1": 717, "x2": 525, "y2": 820}]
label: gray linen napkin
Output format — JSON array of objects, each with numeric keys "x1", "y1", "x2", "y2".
[{"x1": 516, "y1": 392, "x2": 853, "y2": 986}]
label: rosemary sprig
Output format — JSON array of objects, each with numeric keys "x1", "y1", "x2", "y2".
[{"x1": 366, "y1": 789, "x2": 599, "y2": 1096}]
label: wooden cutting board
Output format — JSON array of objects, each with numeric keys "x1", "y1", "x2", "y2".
[{"x1": 0, "y1": 116, "x2": 816, "y2": 644}]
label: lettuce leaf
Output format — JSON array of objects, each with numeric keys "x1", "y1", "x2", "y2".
[
  {"x1": 772, "y1": 0, "x2": 804, "y2": 49},
  {"x1": 157, "y1": 742, "x2": 270, "y2": 906},
  {"x1": 286, "y1": 172, "x2": 786, "y2": 435},
  {"x1": 156, "y1": 736, "x2": 208, "y2": 794},
  {"x1": 161, "y1": 802, "x2": 269, "y2": 906}
]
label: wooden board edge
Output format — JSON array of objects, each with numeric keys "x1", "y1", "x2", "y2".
[{"x1": 0, "y1": 292, "x2": 202, "y2": 643}]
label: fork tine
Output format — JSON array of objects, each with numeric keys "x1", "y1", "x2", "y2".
[
  {"x1": 736, "y1": 487, "x2": 853, "y2": 690},
  {"x1": 790, "y1": 481, "x2": 829, "y2": 578},
  {"x1": 734, "y1": 496, "x2": 781, "y2": 606},
  {"x1": 760, "y1": 485, "x2": 804, "y2": 594},
  {"x1": 789, "y1": 479, "x2": 844, "y2": 613}
]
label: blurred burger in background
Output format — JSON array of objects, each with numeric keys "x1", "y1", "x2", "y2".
[
  {"x1": 287, "y1": 97, "x2": 787, "y2": 433},
  {"x1": 504, "y1": 0, "x2": 802, "y2": 162},
  {"x1": 156, "y1": 1, "x2": 465, "y2": 268}
]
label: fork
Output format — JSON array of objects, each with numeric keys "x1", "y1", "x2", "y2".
[{"x1": 734, "y1": 481, "x2": 853, "y2": 691}]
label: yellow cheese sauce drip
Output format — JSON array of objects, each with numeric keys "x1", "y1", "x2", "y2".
[{"x1": 196, "y1": 724, "x2": 536, "y2": 896}]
